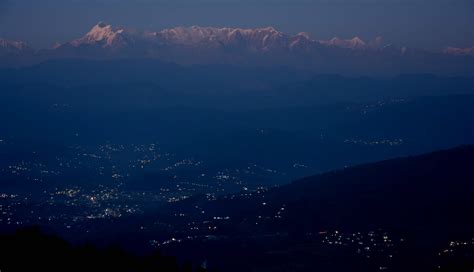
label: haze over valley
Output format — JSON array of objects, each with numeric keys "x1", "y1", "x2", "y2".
[{"x1": 0, "y1": 3, "x2": 473, "y2": 271}]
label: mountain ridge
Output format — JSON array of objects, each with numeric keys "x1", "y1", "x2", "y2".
[
  {"x1": 167, "y1": 144, "x2": 474, "y2": 231},
  {"x1": 2, "y1": 22, "x2": 474, "y2": 75},
  {"x1": 28, "y1": 22, "x2": 474, "y2": 55},
  {"x1": 147, "y1": 145, "x2": 474, "y2": 271}
]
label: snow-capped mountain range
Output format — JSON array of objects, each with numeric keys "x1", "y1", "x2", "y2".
[
  {"x1": 1, "y1": 22, "x2": 473, "y2": 74},
  {"x1": 62, "y1": 23, "x2": 315, "y2": 52},
  {"x1": 60, "y1": 22, "x2": 390, "y2": 52}
]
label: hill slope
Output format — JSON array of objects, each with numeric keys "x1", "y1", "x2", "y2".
[
  {"x1": 160, "y1": 146, "x2": 474, "y2": 271},
  {"x1": 177, "y1": 145, "x2": 474, "y2": 232}
]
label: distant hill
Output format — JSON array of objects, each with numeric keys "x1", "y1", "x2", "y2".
[
  {"x1": 185, "y1": 145, "x2": 474, "y2": 232},
  {"x1": 160, "y1": 146, "x2": 474, "y2": 271},
  {"x1": 272, "y1": 145, "x2": 474, "y2": 231}
]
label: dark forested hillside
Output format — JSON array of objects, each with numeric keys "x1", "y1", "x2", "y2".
[
  {"x1": 271, "y1": 145, "x2": 474, "y2": 231},
  {"x1": 0, "y1": 227, "x2": 207, "y2": 272},
  {"x1": 159, "y1": 146, "x2": 474, "y2": 271},
  {"x1": 172, "y1": 145, "x2": 474, "y2": 230}
]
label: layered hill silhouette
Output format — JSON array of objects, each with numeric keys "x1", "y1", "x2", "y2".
[
  {"x1": 168, "y1": 145, "x2": 474, "y2": 237},
  {"x1": 1, "y1": 143, "x2": 472, "y2": 272},
  {"x1": 157, "y1": 146, "x2": 474, "y2": 271}
]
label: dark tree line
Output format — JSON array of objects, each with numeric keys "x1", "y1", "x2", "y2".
[{"x1": 0, "y1": 227, "x2": 208, "y2": 272}]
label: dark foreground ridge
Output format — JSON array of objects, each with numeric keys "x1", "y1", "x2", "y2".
[{"x1": 0, "y1": 227, "x2": 208, "y2": 272}]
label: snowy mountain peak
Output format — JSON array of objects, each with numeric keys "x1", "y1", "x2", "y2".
[
  {"x1": 63, "y1": 23, "x2": 405, "y2": 57},
  {"x1": 319, "y1": 36, "x2": 368, "y2": 49},
  {"x1": 155, "y1": 25, "x2": 288, "y2": 50},
  {"x1": 296, "y1": 32, "x2": 311, "y2": 40},
  {"x1": 260, "y1": 26, "x2": 278, "y2": 33},
  {"x1": 350, "y1": 37, "x2": 366, "y2": 46},
  {"x1": 70, "y1": 22, "x2": 126, "y2": 47}
]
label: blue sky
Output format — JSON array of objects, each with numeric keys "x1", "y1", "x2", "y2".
[{"x1": 0, "y1": 0, "x2": 473, "y2": 49}]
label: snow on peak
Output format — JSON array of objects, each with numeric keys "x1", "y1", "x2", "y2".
[
  {"x1": 71, "y1": 22, "x2": 126, "y2": 47},
  {"x1": 260, "y1": 26, "x2": 278, "y2": 33},
  {"x1": 152, "y1": 25, "x2": 293, "y2": 52},
  {"x1": 157, "y1": 26, "x2": 285, "y2": 46},
  {"x1": 68, "y1": 24, "x2": 289, "y2": 51},
  {"x1": 289, "y1": 32, "x2": 314, "y2": 50},
  {"x1": 296, "y1": 32, "x2": 311, "y2": 40},
  {"x1": 319, "y1": 36, "x2": 367, "y2": 49},
  {"x1": 63, "y1": 23, "x2": 398, "y2": 55},
  {"x1": 349, "y1": 37, "x2": 366, "y2": 46}
]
